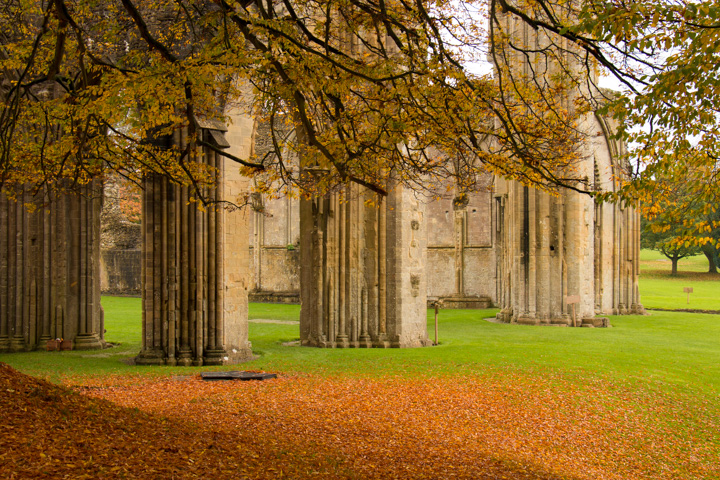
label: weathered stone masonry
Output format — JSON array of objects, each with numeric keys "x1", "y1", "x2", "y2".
[
  {"x1": 299, "y1": 183, "x2": 430, "y2": 348},
  {"x1": 100, "y1": 178, "x2": 142, "y2": 296},
  {"x1": 0, "y1": 183, "x2": 104, "y2": 352},
  {"x1": 135, "y1": 111, "x2": 255, "y2": 365},
  {"x1": 1, "y1": 5, "x2": 646, "y2": 359},
  {"x1": 250, "y1": 176, "x2": 499, "y2": 309},
  {"x1": 494, "y1": 114, "x2": 643, "y2": 325}
]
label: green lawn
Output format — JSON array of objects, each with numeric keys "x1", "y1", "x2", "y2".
[
  {"x1": 639, "y1": 249, "x2": 720, "y2": 310},
  {"x1": 0, "y1": 296, "x2": 145, "y2": 382},
  {"x1": 0, "y1": 248, "x2": 717, "y2": 394},
  {"x1": 247, "y1": 305, "x2": 720, "y2": 395},
  {"x1": 1, "y1": 297, "x2": 719, "y2": 399}
]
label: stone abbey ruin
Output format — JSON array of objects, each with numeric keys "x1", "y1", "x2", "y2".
[
  {"x1": 0, "y1": 111, "x2": 644, "y2": 363},
  {"x1": 0, "y1": 3, "x2": 643, "y2": 364}
]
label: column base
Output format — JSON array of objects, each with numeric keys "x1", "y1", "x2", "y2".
[
  {"x1": 516, "y1": 315, "x2": 537, "y2": 326},
  {"x1": 391, "y1": 336, "x2": 432, "y2": 348},
  {"x1": 74, "y1": 333, "x2": 104, "y2": 350},
  {"x1": 177, "y1": 347, "x2": 193, "y2": 366},
  {"x1": 37, "y1": 335, "x2": 52, "y2": 351},
  {"x1": 204, "y1": 348, "x2": 227, "y2": 366},
  {"x1": 373, "y1": 334, "x2": 391, "y2": 348},
  {"x1": 495, "y1": 308, "x2": 513, "y2": 323},
  {"x1": 581, "y1": 317, "x2": 611, "y2": 328},
  {"x1": 135, "y1": 349, "x2": 166, "y2": 365},
  {"x1": 224, "y1": 346, "x2": 255, "y2": 364},
  {"x1": 630, "y1": 303, "x2": 646, "y2": 315},
  {"x1": 9, "y1": 336, "x2": 26, "y2": 352}
]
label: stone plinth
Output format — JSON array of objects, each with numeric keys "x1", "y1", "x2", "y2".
[{"x1": 300, "y1": 183, "x2": 430, "y2": 348}]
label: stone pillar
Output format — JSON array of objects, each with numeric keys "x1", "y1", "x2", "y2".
[
  {"x1": 136, "y1": 113, "x2": 254, "y2": 366},
  {"x1": 593, "y1": 198, "x2": 644, "y2": 316},
  {"x1": 491, "y1": 2, "x2": 643, "y2": 325},
  {"x1": 565, "y1": 182, "x2": 596, "y2": 322},
  {"x1": 453, "y1": 198, "x2": 465, "y2": 296},
  {"x1": 385, "y1": 186, "x2": 429, "y2": 347},
  {"x1": 495, "y1": 177, "x2": 601, "y2": 326},
  {"x1": 67, "y1": 183, "x2": 105, "y2": 350},
  {"x1": 495, "y1": 115, "x2": 644, "y2": 325},
  {"x1": 220, "y1": 111, "x2": 255, "y2": 362},
  {"x1": 592, "y1": 116, "x2": 645, "y2": 316},
  {"x1": 0, "y1": 182, "x2": 104, "y2": 352},
  {"x1": 300, "y1": 183, "x2": 430, "y2": 348}
]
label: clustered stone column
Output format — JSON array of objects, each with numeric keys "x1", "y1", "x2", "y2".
[
  {"x1": 491, "y1": 4, "x2": 644, "y2": 325},
  {"x1": 593, "y1": 117, "x2": 644, "y2": 316},
  {"x1": 495, "y1": 181, "x2": 593, "y2": 325},
  {"x1": 299, "y1": 183, "x2": 430, "y2": 348},
  {"x1": 495, "y1": 153, "x2": 644, "y2": 326},
  {"x1": 135, "y1": 119, "x2": 255, "y2": 365},
  {"x1": 594, "y1": 198, "x2": 643, "y2": 315},
  {"x1": 0, "y1": 183, "x2": 104, "y2": 351}
]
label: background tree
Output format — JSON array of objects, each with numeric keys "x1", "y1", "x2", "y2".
[
  {"x1": 701, "y1": 237, "x2": 719, "y2": 274},
  {"x1": 641, "y1": 216, "x2": 700, "y2": 276},
  {"x1": 640, "y1": 163, "x2": 718, "y2": 275},
  {"x1": 1, "y1": 0, "x2": 719, "y2": 211}
]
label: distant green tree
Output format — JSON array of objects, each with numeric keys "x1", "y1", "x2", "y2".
[
  {"x1": 641, "y1": 216, "x2": 701, "y2": 276},
  {"x1": 702, "y1": 244, "x2": 718, "y2": 274},
  {"x1": 641, "y1": 163, "x2": 719, "y2": 275}
]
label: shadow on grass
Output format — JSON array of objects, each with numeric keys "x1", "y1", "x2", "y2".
[{"x1": 641, "y1": 269, "x2": 720, "y2": 280}]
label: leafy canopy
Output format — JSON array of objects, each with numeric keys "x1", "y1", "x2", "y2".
[{"x1": 0, "y1": 0, "x2": 717, "y2": 214}]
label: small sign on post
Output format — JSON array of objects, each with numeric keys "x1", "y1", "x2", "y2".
[
  {"x1": 565, "y1": 295, "x2": 581, "y2": 327},
  {"x1": 684, "y1": 287, "x2": 693, "y2": 304}
]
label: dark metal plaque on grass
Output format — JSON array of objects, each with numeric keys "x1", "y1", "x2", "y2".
[{"x1": 201, "y1": 371, "x2": 278, "y2": 381}]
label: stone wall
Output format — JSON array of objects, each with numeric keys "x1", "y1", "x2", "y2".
[
  {"x1": 425, "y1": 177, "x2": 496, "y2": 308},
  {"x1": 100, "y1": 250, "x2": 142, "y2": 296},
  {"x1": 0, "y1": 184, "x2": 104, "y2": 351},
  {"x1": 248, "y1": 195, "x2": 300, "y2": 303},
  {"x1": 100, "y1": 177, "x2": 142, "y2": 296},
  {"x1": 250, "y1": 176, "x2": 498, "y2": 309}
]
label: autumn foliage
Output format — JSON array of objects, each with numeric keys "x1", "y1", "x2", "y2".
[{"x1": 2, "y1": 362, "x2": 718, "y2": 479}]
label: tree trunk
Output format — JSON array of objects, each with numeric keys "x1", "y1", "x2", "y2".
[
  {"x1": 702, "y1": 244, "x2": 718, "y2": 274},
  {"x1": 671, "y1": 256, "x2": 679, "y2": 276}
]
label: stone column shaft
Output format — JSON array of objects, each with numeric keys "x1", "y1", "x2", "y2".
[
  {"x1": 300, "y1": 184, "x2": 429, "y2": 348},
  {"x1": 136, "y1": 109, "x2": 254, "y2": 365},
  {"x1": 0, "y1": 182, "x2": 103, "y2": 352}
]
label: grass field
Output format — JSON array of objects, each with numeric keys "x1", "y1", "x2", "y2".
[
  {"x1": 0, "y1": 248, "x2": 717, "y2": 390},
  {"x1": 1, "y1": 250, "x2": 719, "y2": 479},
  {"x1": 639, "y1": 249, "x2": 720, "y2": 311},
  {"x1": 1, "y1": 298, "x2": 719, "y2": 396}
]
